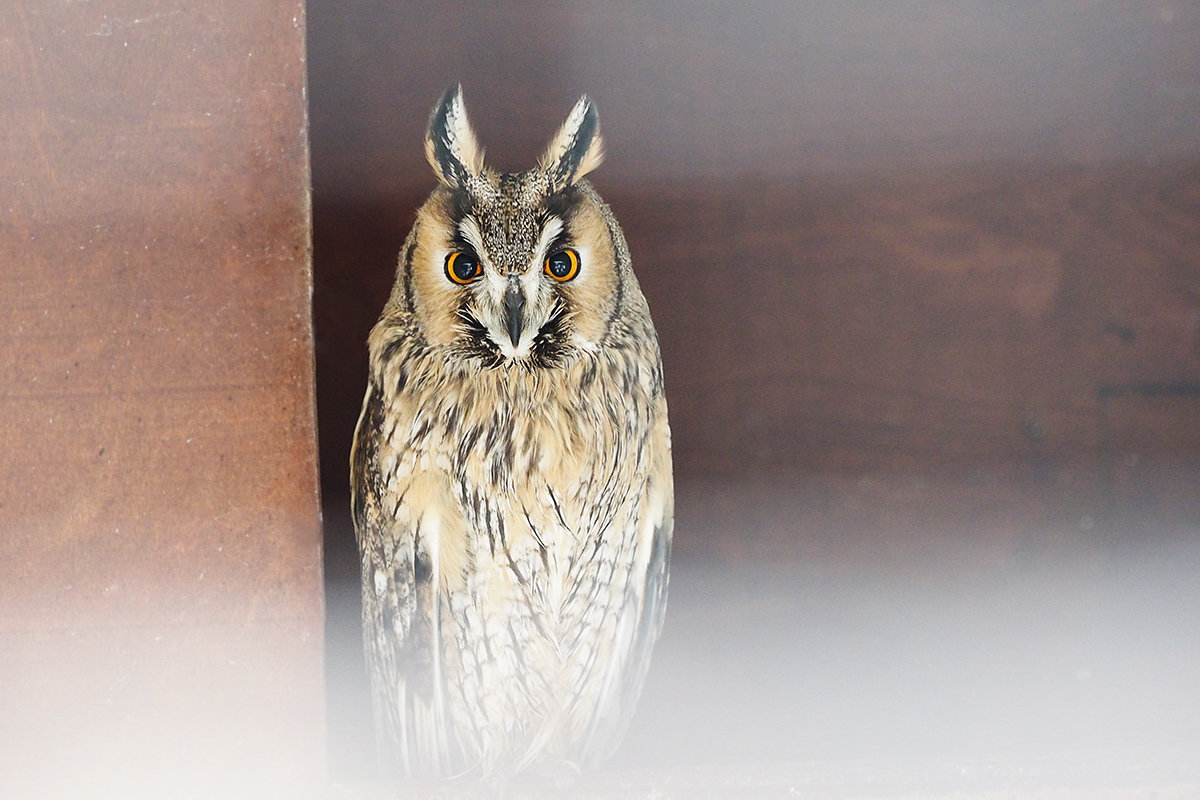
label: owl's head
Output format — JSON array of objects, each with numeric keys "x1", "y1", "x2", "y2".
[{"x1": 394, "y1": 85, "x2": 634, "y2": 369}]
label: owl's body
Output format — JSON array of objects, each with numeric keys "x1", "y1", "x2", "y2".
[{"x1": 351, "y1": 87, "x2": 672, "y2": 780}]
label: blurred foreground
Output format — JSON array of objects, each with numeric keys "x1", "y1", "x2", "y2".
[{"x1": 326, "y1": 464, "x2": 1200, "y2": 797}]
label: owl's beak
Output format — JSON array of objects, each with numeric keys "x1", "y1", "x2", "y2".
[{"x1": 503, "y1": 277, "x2": 525, "y2": 347}]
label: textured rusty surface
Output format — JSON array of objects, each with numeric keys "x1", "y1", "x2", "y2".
[{"x1": 0, "y1": 1, "x2": 322, "y2": 796}]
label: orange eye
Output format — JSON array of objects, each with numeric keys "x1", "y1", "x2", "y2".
[
  {"x1": 445, "y1": 251, "x2": 482, "y2": 284},
  {"x1": 544, "y1": 248, "x2": 579, "y2": 282}
]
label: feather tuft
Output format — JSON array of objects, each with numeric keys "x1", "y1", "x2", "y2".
[
  {"x1": 538, "y1": 95, "x2": 604, "y2": 191},
  {"x1": 425, "y1": 84, "x2": 486, "y2": 187}
]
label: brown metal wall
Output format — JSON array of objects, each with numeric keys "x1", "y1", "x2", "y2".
[{"x1": 1, "y1": 2, "x2": 323, "y2": 796}]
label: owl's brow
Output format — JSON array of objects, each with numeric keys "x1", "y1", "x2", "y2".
[
  {"x1": 456, "y1": 216, "x2": 488, "y2": 261},
  {"x1": 532, "y1": 216, "x2": 565, "y2": 268}
]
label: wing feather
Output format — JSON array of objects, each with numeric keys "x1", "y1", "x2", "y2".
[
  {"x1": 567, "y1": 397, "x2": 674, "y2": 769},
  {"x1": 353, "y1": 382, "x2": 464, "y2": 777}
]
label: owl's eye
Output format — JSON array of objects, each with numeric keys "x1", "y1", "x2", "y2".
[
  {"x1": 544, "y1": 249, "x2": 580, "y2": 282},
  {"x1": 445, "y1": 251, "x2": 482, "y2": 284}
]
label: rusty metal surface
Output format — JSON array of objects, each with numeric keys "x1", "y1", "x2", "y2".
[{"x1": 0, "y1": 1, "x2": 322, "y2": 796}]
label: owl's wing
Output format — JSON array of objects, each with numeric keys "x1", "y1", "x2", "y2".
[
  {"x1": 351, "y1": 382, "x2": 411, "y2": 770},
  {"x1": 351, "y1": 382, "x2": 461, "y2": 778},
  {"x1": 576, "y1": 400, "x2": 674, "y2": 768},
  {"x1": 612, "y1": 507, "x2": 671, "y2": 734}
]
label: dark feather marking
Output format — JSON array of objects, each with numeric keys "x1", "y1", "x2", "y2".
[
  {"x1": 549, "y1": 101, "x2": 598, "y2": 188},
  {"x1": 400, "y1": 236, "x2": 417, "y2": 313},
  {"x1": 380, "y1": 336, "x2": 406, "y2": 374},
  {"x1": 541, "y1": 187, "x2": 580, "y2": 223},
  {"x1": 523, "y1": 509, "x2": 550, "y2": 571},
  {"x1": 579, "y1": 357, "x2": 597, "y2": 393},
  {"x1": 412, "y1": 550, "x2": 432, "y2": 585},
  {"x1": 483, "y1": 503, "x2": 496, "y2": 557},
  {"x1": 529, "y1": 300, "x2": 570, "y2": 367},
  {"x1": 350, "y1": 384, "x2": 383, "y2": 530},
  {"x1": 547, "y1": 486, "x2": 569, "y2": 530},
  {"x1": 538, "y1": 194, "x2": 577, "y2": 264},
  {"x1": 456, "y1": 424, "x2": 482, "y2": 466},
  {"x1": 412, "y1": 525, "x2": 431, "y2": 585},
  {"x1": 483, "y1": 411, "x2": 504, "y2": 454},
  {"x1": 393, "y1": 361, "x2": 410, "y2": 395},
  {"x1": 468, "y1": 487, "x2": 482, "y2": 520},
  {"x1": 500, "y1": 430, "x2": 515, "y2": 474},
  {"x1": 646, "y1": 522, "x2": 672, "y2": 616},
  {"x1": 385, "y1": 487, "x2": 409, "y2": 528},
  {"x1": 496, "y1": 515, "x2": 526, "y2": 585},
  {"x1": 428, "y1": 86, "x2": 469, "y2": 186},
  {"x1": 599, "y1": 213, "x2": 626, "y2": 343},
  {"x1": 588, "y1": 467, "x2": 623, "y2": 545},
  {"x1": 412, "y1": 415, "x2": 432, "y2": 444},
  {"x1": 455, "y1": 307, "x2": 505, "y2": 368},
  {"x1": 521, "y1": 423, "x2": 538, "y2": 463},
  {"x1": 448, "y1": 187, "x2": 474, "y2": 224}
]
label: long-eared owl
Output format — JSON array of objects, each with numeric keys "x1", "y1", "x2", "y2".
[{"x1": 350, "y1": 86, "x2": 673, "y2": 781}]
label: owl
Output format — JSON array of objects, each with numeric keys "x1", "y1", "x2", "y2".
[{"x1": 350, "y1": 86, "x2": 673, "y2": 782}]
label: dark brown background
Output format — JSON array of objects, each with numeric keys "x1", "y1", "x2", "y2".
[
  {"x1": 311, "y1": 1, "x2": 1200, "y2": 491},
  {"x1": 1, "y1": 1, "x2": 322, "y2": 796},
  {"x1": 309, "y1": 0, "x2": 1200, "y2": 786}
]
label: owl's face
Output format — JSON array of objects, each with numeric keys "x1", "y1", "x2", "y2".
[{"x1": 399, "y1": 87, "x2": 623, "y2": 369}]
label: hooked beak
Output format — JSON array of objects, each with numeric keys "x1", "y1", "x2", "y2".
[{"x1": 503, "y1": 277, "x2": 525, "y2": 347}]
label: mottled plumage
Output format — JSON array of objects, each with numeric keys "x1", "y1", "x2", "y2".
[{"x1": 350, "y1": 86, "x2": 673, "y2": 782}]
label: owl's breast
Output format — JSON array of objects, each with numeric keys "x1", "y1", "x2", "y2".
[
  {"x1": 373, "y1": 336, "x2": 660, "y2": 556},
  {"x1": 361, "y1": 324, "x2": 670, "y2": 775}
]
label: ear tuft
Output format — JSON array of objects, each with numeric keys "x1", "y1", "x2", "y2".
[
  {"x1": 538, "y1": 95, "x2": 604, "y2": 192},
  {"x1": 425, "y1": 84, "x2": 485, "y2": 187}
]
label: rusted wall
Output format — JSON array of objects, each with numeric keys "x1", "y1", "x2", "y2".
[{"x1": 0, "y1": 2, "x2": 322, "y2": 796}]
